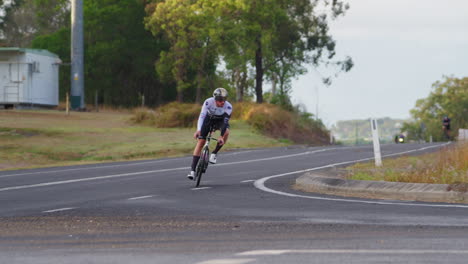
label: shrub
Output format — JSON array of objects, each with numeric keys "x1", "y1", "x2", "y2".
[
  {"x1": 130, "y1": 108, "x2": 156, "y2": 125},
  {"x1": 239, "y1": 103, "x2": 330, "y2": 145},
  {"x1": 153, "y1": 102, "x2": 200, "y2": 128},
  {"x1": 131, "y1": 101, "x2": 330, "y2": 145}
]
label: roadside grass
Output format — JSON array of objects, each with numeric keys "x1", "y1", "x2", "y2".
[
  {"x1": 0, "y1": 110, "x2": 289, "y2": 171},
  {"x1": 133, "y1": 102, "x2": 330, "y2": 145},
  {"x1": 345, "y1": 142, "x2": 468, "y2": 184}
]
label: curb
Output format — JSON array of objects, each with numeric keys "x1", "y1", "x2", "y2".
[{"x1": 294, "y1": 171, "x2": 468, "y2": 204}]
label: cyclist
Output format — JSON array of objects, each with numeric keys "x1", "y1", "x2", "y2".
[
  {"x1": 442, "y1": 115, "x2": 451, "y2": 140},
  {"x1": 187, "y1": 88, "x2": 233, "y2": 180}
]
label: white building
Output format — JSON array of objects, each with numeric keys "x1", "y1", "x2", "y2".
[{"x1": 0, "y1": 48, "x2": 61, "y2": 108}]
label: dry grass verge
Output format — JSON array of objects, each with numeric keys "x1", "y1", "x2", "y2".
[
  {"x1": 0, "y1": 109, "x2": 289, "y2": 170},
  {"x1": 133, "y1": 102, "x2": 330, "y2": 145},
  {"x1": 345, "y1": 142, "x2": 468, "y2": 185}
]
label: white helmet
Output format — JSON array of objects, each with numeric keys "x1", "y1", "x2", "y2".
[{"x1": 213, "y1": 88, "x2": 228, "y2": 101}]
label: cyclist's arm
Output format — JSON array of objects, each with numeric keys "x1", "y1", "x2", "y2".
[
  {"x1": 197, "y1": 99, "x2": 210, "y2": 132},
  {"x1": 219, "y1": 103, "x2": 233, "y2": 137}
]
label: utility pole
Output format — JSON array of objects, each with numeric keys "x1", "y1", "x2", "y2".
[{"x1": 71, "y1": 0, "x2": 85, "y2": 110}]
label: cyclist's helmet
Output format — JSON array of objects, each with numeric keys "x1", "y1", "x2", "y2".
[{"x1": 213, "y1": 88, "x2": 228, "y2": 102}]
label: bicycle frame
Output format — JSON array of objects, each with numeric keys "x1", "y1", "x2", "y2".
[{"x1": 195, "y1": 125, "x2": 218, "y2": 187}]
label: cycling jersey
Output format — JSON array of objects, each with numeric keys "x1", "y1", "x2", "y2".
[
  {"x1": 443, "y1": 117, "x2": 451, "y2": 130},
  {"x1": 197, "y1": 97, "x2": 233, "y2": 137}
]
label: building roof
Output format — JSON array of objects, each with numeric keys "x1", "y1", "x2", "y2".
[{"x1": 0, "y1": 47, "x2": 59, "y2": 58}]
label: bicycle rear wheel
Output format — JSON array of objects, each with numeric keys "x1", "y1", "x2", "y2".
[{"x1": 196, "y1": 147, "x2": 210, "y2": 187}]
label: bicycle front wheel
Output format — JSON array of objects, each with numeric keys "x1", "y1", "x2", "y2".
[{"x1": 196, "y1": 147, "x2": 210, "y2": 187}]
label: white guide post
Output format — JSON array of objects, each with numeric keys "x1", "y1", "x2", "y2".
[{"x1": 370, "y1": 118, "x2": 383, "y2": 167}]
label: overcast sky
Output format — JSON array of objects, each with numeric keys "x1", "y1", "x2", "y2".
[{"x1": 290, "y1": 0, "x2": 468, "y2": 127}]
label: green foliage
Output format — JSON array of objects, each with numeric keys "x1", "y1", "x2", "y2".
[
  {"x1": 145, "y1": 0, "x2": 353, "y2": 104},
  {"x1": 269, "y1": 92, "x2": 294, "y2": 111},
  {"x1": 403, "y1": 76, "x2": 468, "y2": 141},
  {"x1": 17, "y1": 0, "x2": 352, "y2": 109},
  {"x1": 0, "y1": 0, "x2": 69, "y2": 47},
  {"x1": 145, "y1": 0, "x2": 219, "y2": 102},
  {"x1": 32, "y1": 0, "x2": 170, "y2": 107}
]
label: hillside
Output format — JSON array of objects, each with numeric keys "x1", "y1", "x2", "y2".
[{"x1": 331, "y1": 117, "x2": 408, "y2": 144}]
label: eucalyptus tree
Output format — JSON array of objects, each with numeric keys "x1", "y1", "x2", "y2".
[
  {"x1": 145, "y1": 0, "x2": 219, "y2": 103},
  {"x1": 145, "y1": 0, "x2": 352, "y2": 104},
  {"x1": 217, "y1": 0, "x2": 353, "y2": 103}
]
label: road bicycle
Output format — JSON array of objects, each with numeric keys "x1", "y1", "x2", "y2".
[
  {"x1": 443, "y1": 126, "x2": 451, "y2": 141},
  {"x1": 194, "y1": 122, "x2": 218, "y2": 187}
]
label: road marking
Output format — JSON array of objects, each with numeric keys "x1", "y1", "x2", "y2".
[
  {"x1": 0, "y1": 158, "x2": 183, "y2": 178},
  {"x1": 254, "y1": 143, "x2": 468, "y2": 209},
  {"x1": 241, "y1": 180, "x2": 256, "y2": 183},
  {"x1": 128, "y1": 195, "x2": 154, "y2": 200},
  {"x1": 191, "y1": 187, "x2": 212, "y2": 191},
  {"x1": 214, "y1": 148, "x2": 338, "y2": 167},
  {"x1": 42, "y1": 207, "x2": 76, "y2": 213},
  {"x1": 196, "y1": 258, "x2": 255, "y2": 264},
  {"x1": 0, "y1": 143, "x2": 448, "y2": 194},
  {"x1": 0, "y1": 147, "x2": 340, "y2": 193},
  {"x1": 0, "y1": 167, "x2": 188, "y2": 193},
  {"x1": 237, "y1": 249, "x2": 468, "y2": 256},
  {"x1": 0, "y1": 146, "x2": 338, "y2": 179}
]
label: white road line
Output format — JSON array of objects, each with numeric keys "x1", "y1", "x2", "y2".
[
  {"x1": 0, "y1": 146, "x2": 338, "y2": 178},
  {"x1": 0, "y1": 158, "x2": 186, "y2": 178},
  {"x1": 237, "y1": 249, "x2": 468, "y2": 256},
  {"x1": 0, "y1": 147, "x2": 339, "y2": 193},
  {"x1": 0, "y1": 143, "x2": 448, "y2": 194},
  {"x1": 191, "y1": 187, "x2": 212, "y2": 191},
  {"x1": 254, "y1": 143, "x2": 468, "y2": 209},
  {"x1": 241, "y1": 180, "x2": 256, "y2": 183},
  {"x1": 0, "y1": 167, "x2": 188, "y2": 193},
  {"x1": 214, "y1": 148, "x2": 339, "y2": 167},
  {"x1": 42, "y1": 207, "x2": 76, "y2": 213},
  {"x1": 196, "y1": 258, "x2": 255, "y2": 264},
  {"x1": 128, "y1": 195, "x2": 154, "y2": 200}
]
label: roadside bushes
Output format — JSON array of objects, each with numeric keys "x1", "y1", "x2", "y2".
[
  {"x1": 132, "y1": 102, "x2": 330, "y2": 145},
  {"x1": 131, "y1": 102, "x2": 199, "y2": 127},
  {"x1": 238, "y1": 103, "x2": 330, "y2": 145}
]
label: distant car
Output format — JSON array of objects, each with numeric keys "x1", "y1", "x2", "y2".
[{"x1": 394, "y1": 134, "x2": 405, "y2": 143}]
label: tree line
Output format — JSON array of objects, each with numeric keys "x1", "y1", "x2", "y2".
[
  {"x1": 402, "y1": 76, "x2": 468, "y2": 142},
  {"x1": 0, "y1": 0, "x2": 352, "y2": 109}
]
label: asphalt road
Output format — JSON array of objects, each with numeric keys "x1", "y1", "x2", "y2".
[{"x1": 1, "y1": 142, "x2": 468, "y2": 264}]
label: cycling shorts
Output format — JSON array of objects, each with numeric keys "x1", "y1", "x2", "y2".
[{"x1": 199, "y1": 116, "x2": 230, "y2": 139}]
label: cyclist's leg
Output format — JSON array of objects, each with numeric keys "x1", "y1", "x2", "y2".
[
  {"x1": 190, "y1": 139, "x2": 205, "y2": 168},
  {"x1": 188, "y1": 119, "x2": 211, "y2": 178},
  {"x1": 212, "y1": 122, "x2": 228, "y2": 151}
]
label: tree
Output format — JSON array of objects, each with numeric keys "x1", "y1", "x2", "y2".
[
  {"x1": 145, "y1": 0, "x2": 219, "y2": 103},
  {"x1": 403, "y1": 76, "x2": 468, "y2": 141},
  {"x1": 0, "y1": 0, "x2": 69, "y2": 47},
  {"x1": 145, "y1": 0, "x2": 352, "y2": 104},
  {"x1": 220, "y1": 0, "x2": 353, "y2": 103},
  {"x1": 32, "y1": 0, "x2": 169, "y2": 107}
]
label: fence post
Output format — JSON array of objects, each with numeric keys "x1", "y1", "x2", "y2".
[
  {"x1": 66, "y1": 92, "x2": 70, "y2": 115},
  {"x1": 370, "y1": 118, "x2": 382, "y2": 167}
]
